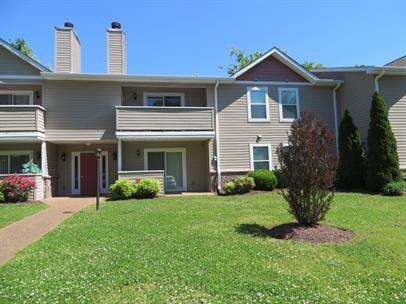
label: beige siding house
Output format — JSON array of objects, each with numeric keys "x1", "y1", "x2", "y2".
[{"x1": 1, "y1": 22, "x2": 405, "y2": 199}]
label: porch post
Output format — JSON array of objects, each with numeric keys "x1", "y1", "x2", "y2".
[
  {"x1": 41, "y1": 140, "x2": 48, "y2": 176},
  {"x1": 117, "y1": 139, "x2": 122, "y2": 172}
]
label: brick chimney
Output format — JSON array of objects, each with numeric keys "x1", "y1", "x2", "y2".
[
  {"x1": 54, "y1": 22, "x2": 81, "y2": 73},
  {"x1": 107, "y1": 22, "x2": 126, "y2": 74}
]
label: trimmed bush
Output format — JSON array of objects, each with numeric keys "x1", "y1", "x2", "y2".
[
  {"x1": 134, "y1": 179, "x2": 160, "y2": 199},
  {"x1": 248, "y1": 170, "x2": 277, "y2": 191},
  {"x1": 0, "y1": 174, "x2": 36, "y2": 203},
  {"x1": 382, "y1": 180, "x2": 406, "y2": 196},
  {"x1": 109, "y1": 179, "x2": 136, "y2": 200},
  {"x1": 224, "y1": 176, "x2": 255, "y2": 195},
  {"x1": 336, "y1": 110, "x2": 365, "y2": 189},
  {"x1": 365, "y1": 92, "x2": 402, "y2": 192},
  {"x1": 277, "y1": 113, "x2": 337, "y2": 225},
  {"x1": 0, "y1": 191, "x2": 4, "y2": 202},
  {"x1": 273, "y1": 168, "x2": 287, "y2": 189}
]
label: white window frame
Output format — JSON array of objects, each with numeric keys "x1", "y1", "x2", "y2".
[
  {"x1": 71, "y1": 151, "x2": 109, "y2": 195},
  {"x1": 143, "y1": 92, "x2": 185, "y2": 107},
  {"x1": 247, "y1": 87, "x2": 270, "y2": 122},
  {"x1": 278, "y1": 88, "x2": 300, "y2": 122},
  {"x1": 144, "y1": 148, "x2": 187, "y2": 192},
  {"x1": 0, "y1": 151, "x2": 33, "y2": 174},
  {"x1": 0, "y1": 90, "x2": 34, "y2": 105},
  {"x1": 249, "y1": 144, "x2": 272, "y2": 171}
]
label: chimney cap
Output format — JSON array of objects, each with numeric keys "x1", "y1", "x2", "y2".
[
  {"x1": 111, "y1": 22, "x2": 121, "y2": 29},
  {"x1": 64, "y1": 22, "x2": 74, "y2": 28}
]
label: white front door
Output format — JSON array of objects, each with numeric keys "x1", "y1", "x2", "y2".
[{"x1": 145, "y1": 148, "x2": 186, "y2": 192}]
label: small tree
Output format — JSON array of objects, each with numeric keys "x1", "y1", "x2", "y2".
[
  {"x1": 365, "y1": 92, "x2": 402, "y2": 191},
  {"x1": 336, "y1": 110, "x2": 365, "y2": 188},
  {"x1": 226, "y1": 47, "x2": 263, "y2": 76},
  {"x1": 302, "y1": 61, "x2": 324, "y2": 70},
  {"x1": 277, "y1": 113, "x2": 337, "y2": 225}
]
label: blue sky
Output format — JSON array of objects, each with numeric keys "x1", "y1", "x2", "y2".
[{"x1": 1, "y1": 0, "x2": 405, "y2": 76}]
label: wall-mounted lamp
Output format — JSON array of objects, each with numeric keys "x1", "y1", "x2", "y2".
[
  {"x1": 36, "y1": 151, "x2": 41, "y2": 160},
  {"x1": 136, "y1": 149, "x2": 141, "y2": 157},
  {"x1": 112, "y1": 152, "x2": 117, "y2": 160},
  {"x1": 61, "y1": 152, "x2": 67, "y2": 162},
  {"x1": 256, "y1": 134, "x2": 262, "y2": 142},
  {"x1": 35, "y1": 91, "x2": 41, "y2": 99},
  {"x1": 133, "y1": 93, "x2": 137, "y2": 101}
]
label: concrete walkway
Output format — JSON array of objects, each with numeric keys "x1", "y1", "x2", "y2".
[{"x1": 0, "y1": 197, "x2": 100, "y2": 266}]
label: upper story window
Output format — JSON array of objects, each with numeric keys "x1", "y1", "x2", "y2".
[
  {"x1": 144, "y1": 92, "x2": 185, "y2": 107},
  {"x1": 278, "y1": 88, "x2": 300, "y2": 122},
  {"x1": 0, "y1": 151, "x2": 32, "y2": 174},
  {"x1": 247, "y1": 87, "x2": 269, "y2": 122},
  {"x1": 0, "y1": 91, "x2": 33, "y2": 105},
  {"x1": 250, "y1": 144, "x2": 272, "y2": 170}
]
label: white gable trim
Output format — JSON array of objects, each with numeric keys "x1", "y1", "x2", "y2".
[
  {"x1": 232, "y1": 47, "x2": 319, "y2": 84},
  {"x1": 0, "y1": 38, "x2": 51, "y2": 72}
]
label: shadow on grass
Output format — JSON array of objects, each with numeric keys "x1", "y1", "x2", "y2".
[{"x1": 235, "y1": 223, "x2": 270, "y2": 237}]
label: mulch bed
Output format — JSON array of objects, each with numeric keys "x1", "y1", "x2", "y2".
[{"x1": 268, "y1": 223, "x2": 354, "y2": 244}]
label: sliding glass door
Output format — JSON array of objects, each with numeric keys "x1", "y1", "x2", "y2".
[{"x1": 146, "y1": 149, "x2": 186, "y2": 192}]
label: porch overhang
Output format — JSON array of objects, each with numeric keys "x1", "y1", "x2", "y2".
[
  {"x1": 0, "y1": 131, "x2": 45, "y2": 142},
  {"x1": 116, "y1": 131, "x2": 215, "y2": 141}
]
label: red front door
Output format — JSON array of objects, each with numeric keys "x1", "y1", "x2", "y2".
[{"x1": 80, "y1": 153, "x2": 97, "y2": 196}]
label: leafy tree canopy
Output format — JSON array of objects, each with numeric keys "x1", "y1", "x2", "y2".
[
  {"x1": 226, "y1": 47, "x2": 263, "y2": 76},
  {"x1": 9, "y1": 38, "x2": 35, "y2": 59},
  {"x1": 302, "y1": 61, "x2": 324, "y2": 70}
]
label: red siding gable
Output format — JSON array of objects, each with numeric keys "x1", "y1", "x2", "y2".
[{"x1": 236, "y1": 55, "x2": 308, "y2": 82}]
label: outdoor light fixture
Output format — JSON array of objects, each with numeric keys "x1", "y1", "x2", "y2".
[
  {"x1": 35, "y1": 91, "x2": 41, "y2": 99},
  {"x1": 95, "y1": 148, "x2": 102, "y2": 211},
  {"x1": 112, "y1": 152, "x2": 117, "y2": 160},
  {"x1": 136, "y1": 149, "x2": 140, "y2": 157},
  {"x1": 133, "y1": 93, "x2": 137, "y2": 101},
  {"x1": 256, "y1": 134, "x2": 262, "y2": 142},
  {"x1": 61, "y1": 152, "x2": 67, "y2": 162},
  {"x1": 36, "y1": 151, "x2": 41, "y2": 160}
]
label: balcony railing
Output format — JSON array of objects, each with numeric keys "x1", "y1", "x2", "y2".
[
  {"x1": 116, "y1": 106, "x2": 214, "y2": 131},
  {"x1": 0, "y1": 105, "x2": 45, "y2": 132}
]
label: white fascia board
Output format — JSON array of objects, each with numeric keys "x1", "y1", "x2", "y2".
[
  {"x1": 41, "y1": 72, "x2": 233, "y2": 84},
  {"x1": 116, "y1": 131, "x2": 215, "y2": 141},
  {"x1": 0, "y1": 131, "x2": 45, "y2": 142}
]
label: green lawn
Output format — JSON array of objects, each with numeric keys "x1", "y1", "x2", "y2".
[
  {"x1": 0, "y1": 193, "x2": 405, "y2": 303},
  {"x1": 0, "y1": 202, "x2": 47, "y2": 229}
]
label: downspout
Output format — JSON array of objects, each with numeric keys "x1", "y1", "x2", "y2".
[
  {"x1": 214, "y1": 80, "x2": 221, "y2": 192},
  {"x1": 374, "y1": 70, "x2": 385, "y2": 92},
  {"x1": 333, "y1": 82, "x2": 342, "y2": 154}
]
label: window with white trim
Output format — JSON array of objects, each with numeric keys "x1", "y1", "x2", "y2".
[
  {"x1": 144, "y1": 92, "x2": 185, "y2": 107},
  {"x1": 0, "y1": 151, "x2": 32, "y2": 174},
  {"x1": 247, "y1": 87, "x2": 269, "y2": 121},
  {"x1": 0, "y1": 91, "x2": 33, "y2": 105},
  {"x1": 250, "y1": 144, "x2": 272, "y2": 170},
  {"x1": 278, "y1": 88, "x2": 299, "y2": 122}
]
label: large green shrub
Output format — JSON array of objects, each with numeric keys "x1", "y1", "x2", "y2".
[
  {"x1": 224, "y1": 176, "x2": 255, "y2": 195},
  {"x1": 248, "y1": 170, "x2": 277, "y2": 191},
  {"x1": 109, "y1": 180, "x2": 136, "y2": 200},
  {"x1": 336, "y1": 110, "x2": 365, "y2": 189},
  {"x1": 0, "y1": 191, "x2": 4, "y2": 202},
  {"x1": 134, "y1": 179, "x2": 160, "y2": 199},
  {"x1": 273, "y1": 168, "x2": 287, "y2": 189},
  {"x1": 277, "y1": 113, "x2": 337, "y2": 225},
  {"x1": 382, "y1": 180, "x2": 406, "y2": 196},
  {"x1": 365, "y1": 92, "x2": 402, "y2": 192}
]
